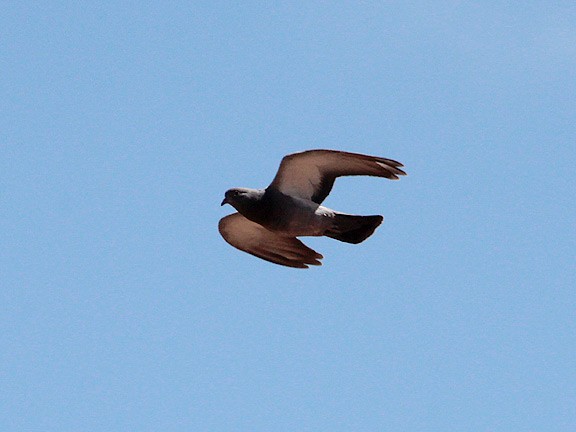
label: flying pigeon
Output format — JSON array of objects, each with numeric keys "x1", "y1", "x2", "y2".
[{"x1": 219, "y1": 149, "x2": 406, "y2": 268}]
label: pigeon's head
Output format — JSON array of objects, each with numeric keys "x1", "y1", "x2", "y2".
[{"x1": 221, "y1": 188, "x2": 264, "y2": 211}]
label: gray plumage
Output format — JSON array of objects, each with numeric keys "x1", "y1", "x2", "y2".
[{"x1": 219, "y1": 149, "x2": 406, "y2": 268}]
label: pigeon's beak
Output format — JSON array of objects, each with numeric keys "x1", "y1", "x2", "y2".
[{"x1": 221, "y1": 197, "x2": 228, "y2": 206}]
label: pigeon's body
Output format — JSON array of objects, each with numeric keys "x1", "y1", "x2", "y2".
[
  {"x1": 219, "y1": 149, "x2": 406, "y2": 268},
  {"x1": 250, "y1": 188, "x2": 333, "y2": 236}
]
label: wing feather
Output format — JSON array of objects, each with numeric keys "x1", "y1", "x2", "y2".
[
  {"x1": 218, "y1": 213, "x2": 323, "y2": 268},
  {"x1": 268, "y1": 149, "x2": 406, "y2": 204}
]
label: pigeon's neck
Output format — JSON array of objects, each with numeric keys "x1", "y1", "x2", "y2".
[{"x1": 233, "y1": 189, "x2": 268, "y2": 223}]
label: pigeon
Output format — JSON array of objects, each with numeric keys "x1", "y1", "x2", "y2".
[{"x1": 219, "y1": 149, "x2": 406, "y2": 268}]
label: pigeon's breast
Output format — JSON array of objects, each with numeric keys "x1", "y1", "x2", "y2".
[{"x1": 263, "y1": 193, "x2": 333, "y2": 237}]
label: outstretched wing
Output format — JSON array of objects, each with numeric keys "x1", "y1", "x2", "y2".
[
  {"x1": 218, "y1": 213, "x2": 323, "y2": 268},
  {"x1": 268, "y1": 149, "x2": 406, "y2": 204}
]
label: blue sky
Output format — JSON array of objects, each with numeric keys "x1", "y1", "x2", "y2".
[{"x1": 2, "y1": 2, "x2": 575, "y2": 431}]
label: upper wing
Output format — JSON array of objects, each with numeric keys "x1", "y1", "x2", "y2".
[
  {"x1": 218, "y1": 213, "x2": 323, "y2": 268},
  {"x1": 268, "y1": 149, "x2": 406, "y2": 204}
]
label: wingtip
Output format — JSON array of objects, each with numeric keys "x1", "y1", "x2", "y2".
[{"x1": 302, "y1": 260, "x2": 322, "y2": 269}]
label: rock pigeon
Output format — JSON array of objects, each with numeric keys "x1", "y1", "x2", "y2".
[{"x1": 219, "y1": 149, "x2": 406, "y2": 268}]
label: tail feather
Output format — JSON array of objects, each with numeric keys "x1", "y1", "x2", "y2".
[{"x1": 324, "y1": 214, "x2": 383, "y2": 244}]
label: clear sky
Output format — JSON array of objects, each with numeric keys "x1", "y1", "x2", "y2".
[{"x1": 2, "y1": 2, "x2": 575, "y2": 431}]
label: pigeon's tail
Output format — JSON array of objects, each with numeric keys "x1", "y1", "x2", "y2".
[{"x1": 325, "y1": 214, "x2": 384, "y2": 244}]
